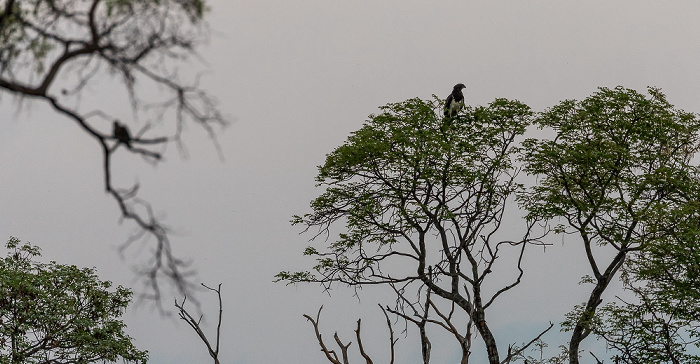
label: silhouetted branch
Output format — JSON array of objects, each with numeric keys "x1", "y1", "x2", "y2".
[
  {"x1": 303, "y1": 306, "x2": 343, "y2": 364},
  {"x1": 175, "y1": 283, "x2": 223, "y2": 364},
  {"x1": 0, "y1": 0, "x2": 227, "y2": 305},
  {"x1": 500, "y1": 322, "x2": 554, "y2": 364},
  {"x1": 380, "y1": 304, "x2": 397, "y2": 364},
  {"x1": 590, "y1": 351, "x2": 604, "y2": 364},
  {"x1": 333, "y1": 332, "x2": 351, "y2": 364},
  {"x1": 304, "y1": 305, "x2": 397, "y2": 364},
  {"x1": 354, "y1": 319, "x2": 373, "y2": 364}
]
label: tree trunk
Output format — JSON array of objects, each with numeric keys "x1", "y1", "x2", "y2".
[
  {"x1": 472, "y1": 292, "x2": 499, "y2": 364},
  {"x1": 570, "y1": 248, "x2": 626, "y2": 364},
  {"x1": 460, "y1": 338, "x2": 471, "y2": 364},
  {"x1": 569, "y1": 276, "x2": 611, "y2": 364},
  {"x1": 420, "y1": 323, "x2": 431, "y2": 364}
]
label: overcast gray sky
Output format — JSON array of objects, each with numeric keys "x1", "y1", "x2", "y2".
[{"x1": 3, "y1": 1, "x2": 700, "y2": 363}]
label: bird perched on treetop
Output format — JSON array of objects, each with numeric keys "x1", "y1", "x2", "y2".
[
  {"x1": 444, "y1": 83, "x2": 466, "y2": 118},
  {"x1": 113, "y1": 120, "x2": 132, "y2": 149}
]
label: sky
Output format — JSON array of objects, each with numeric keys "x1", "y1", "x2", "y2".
[{"x1": 3, "y1": 1, "x2": 700, "y2": 363}]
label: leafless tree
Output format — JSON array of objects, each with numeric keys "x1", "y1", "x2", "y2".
[
  {"x1": 0, "y1": 0, "x2": 226, "y2": 303},
  {"x1": 175, "y1": 283, "x2": 223, "y2": 364},
  {"x1": 304, "y1": 305, "x2": 397, "y2": 364}
]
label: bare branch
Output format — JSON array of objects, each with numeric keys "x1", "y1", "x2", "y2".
[
  {"x1": 303, "y1": 306, "x2": 342, "y2": 364},
  {"x1": 174, "y1": 283, "x2": 223, "y2": 364},
  {"x1": 500, "y1": 322, "x2": 554, "y2": 364},
  {"x1": 590, "y1": 351, "x2": 604, "y2": 364},
  {"x1": 333, "y1": 332, "x2": 351, "y2": 364},
  {"x1": 354, "y1": 319, "x2": 374, "y2": 364},
  {"x1": 379, "y1": 304, "x2": 396, "y2": 364},
  {"x1": 0, "y1": 0, "x2": 228, "y2": 304}
]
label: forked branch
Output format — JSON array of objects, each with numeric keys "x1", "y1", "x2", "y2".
[
  {"x1": 175, "y1": 283, "x2": 223, "y2": 364},
  {"x1": 0, "y1": 0, "x2": 227, "y2": 304},
  {"x1": 304, "y1": 305, "x2": 397, "y2": 364}
]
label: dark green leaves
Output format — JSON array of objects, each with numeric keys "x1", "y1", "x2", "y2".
[
  {"x1": 282, "y1": 96, "x2": 532, "y2": 286},
  {"x1": 0, "y1": 237, "x2": 148, "y2": 364},
  {"x1": 521, "y1": 86, "x2": 700, "y2": 362},
  {"x1": 521, "y1": 86, "x2": 700, "y2": 242}
]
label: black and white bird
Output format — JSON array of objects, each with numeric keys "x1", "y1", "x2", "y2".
[
  {"x1": 444, "y1": 83, "x2": 466, "y2": 118},
  {"x1": 113, "y1": 120, "x2": 132, "y2": 148}
]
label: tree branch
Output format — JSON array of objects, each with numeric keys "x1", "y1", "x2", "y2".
[{"x1": 174, "y1": 283, "x2": 223, "y2": 364}]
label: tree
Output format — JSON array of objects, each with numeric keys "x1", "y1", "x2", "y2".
[
  {"x1": 0, "y1": 236, "x2": 148, "y2": 364},
  {"x1": 590, "y1": 188, "x2": 700, "y2": 363},
  {"x1": 278, "y1": 97, "x2": 552, "y2": 364},
  {"x1": 0, "y1": 0, "x2": 226, "y2": 301},
  {"x1": 520, "y1": 86, "x2": 700, "y2": 363},
  {"x1": 175, "y1": 283, "x2": 224, "y2": 364}
]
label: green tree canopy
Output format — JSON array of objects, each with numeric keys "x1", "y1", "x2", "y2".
[
  {"x1": 279, "y1": 96, "x2": 552, "y2": 364},
  {"x1": 286, "y1": 87, "x2": 700, "y2": 364},
  {"x1": 0, "y1": 237, "x2": 147, "y2": 364},
  {"x1": 591, "y1": 185, "x2": 700, "y2": 363},
  {"x1": 521, "y1": 86, "x2": 700, "y2": 363}
]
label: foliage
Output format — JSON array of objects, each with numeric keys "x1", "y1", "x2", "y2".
[
  {"x1": 1, "y1": 0, "x2": 208, "y2": 76},
  {"x1": 521, "y1": 86, "x2": 700, "y2": 232},
  {"x1": 280, "y1": 96, "x2": 552, "y2": 364},
  {"x1": 520, "y1": 86, "x2": 700, "y2": 363},
  {"x1": 287, "y1": 87, "x2": 700, "y2": 363},
  {"x1": 594, "y1": 297, "x2": 700, "y2": 364},
  {"x1": 281, "y1": 96, "x2": 532, "y2": 286},
  {"x1": 590, "y1": 196, "x2": 700, "y2": 363},
  {"x1": 0, "y1": 237, "x2": 147, "y2": 364}
]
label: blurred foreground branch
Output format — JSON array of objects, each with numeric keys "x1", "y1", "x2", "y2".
[{"x1": 0, "y1": 0, "x2": 227, "y2": 305}]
